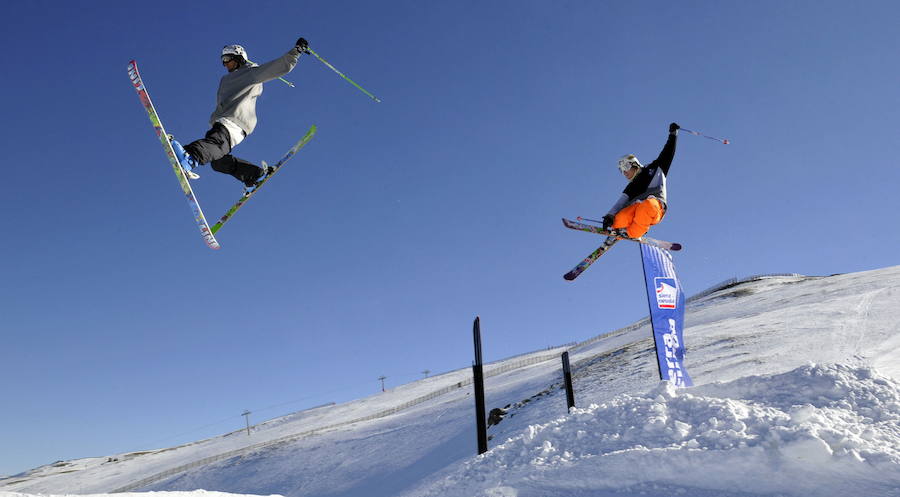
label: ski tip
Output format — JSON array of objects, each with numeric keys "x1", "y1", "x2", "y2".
[
  {"x1": 563, "y1": 273, "x2": 576, "y2": 281},
  {"x1": 670, "y1": 243, "x2": 683, "y2": 251}
]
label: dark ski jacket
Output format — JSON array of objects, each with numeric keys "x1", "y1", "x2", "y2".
[
  {"x1": 605, "y1": 131, "x2": 678, "y2": 216},
  {"x1": 209, "y1": 47, "x2": 302, "y2": 136}
]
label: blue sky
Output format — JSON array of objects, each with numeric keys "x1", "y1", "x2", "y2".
[{"x1": 2, "y1": 0, "x2": 899, "y2": 477}]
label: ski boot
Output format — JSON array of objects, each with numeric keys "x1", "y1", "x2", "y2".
[
  {"x1": 168, "y1": 135, "x2": 201, "y2": 180},
  {"x1": 608, "y1": 228, "x2": 633, "y2": 239},
  {"x1": 242, "y1": 161, "x2": 273, "y2": 196}
]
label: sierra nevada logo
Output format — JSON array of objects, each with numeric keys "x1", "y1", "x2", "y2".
[{"x1": 654, "y1": 277, "x2": 678, "y2": 309}]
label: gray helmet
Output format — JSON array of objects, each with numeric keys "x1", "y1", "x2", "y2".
[{"x1": 221, "y1": 44, "x2": 248, "y2": 63}]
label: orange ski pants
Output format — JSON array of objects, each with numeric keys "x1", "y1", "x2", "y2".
[{"x1": 612, "y1": 198, "x2": 665, "y2": 239}]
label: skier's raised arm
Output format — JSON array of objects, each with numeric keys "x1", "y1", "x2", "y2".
[
  {"x1": 645, "y1": 123, "x2": 679, "y2": 175},
  {"x1": 249, "y1": 38, "x2": 309, "y2": 84}
]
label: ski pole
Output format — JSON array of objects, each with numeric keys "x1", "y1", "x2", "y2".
[
  {"x1": 306, "y1": 47, "x2": 381, "y2": 103},
  {"x1": 273, "y1": 76, "x2": 295, "y2": 88},
  {"x1": 576, "y1": 216, "x2": 604, "y2": 224},
  {"x1": 680, "y1": 127, "x2": 730, "y2": 145},
  {"x1": 247, "y1": 59, "x2": 295, "y2": 88}
]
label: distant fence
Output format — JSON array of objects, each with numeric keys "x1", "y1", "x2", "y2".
[
  {"x1": 111, "y1": 272, "x2": 813, "y2": 493},
  {"x1": 686, "y1": 273, "x2": 807, "y2": 303}
]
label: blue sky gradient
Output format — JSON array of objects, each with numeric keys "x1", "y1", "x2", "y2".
[{"x1": 2, "y1": 0, "x2": 899, "y2": 476}]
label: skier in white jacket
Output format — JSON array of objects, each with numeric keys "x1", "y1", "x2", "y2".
[{"x1": 171, "y1": 38, "x2": 309, "y2": 188}]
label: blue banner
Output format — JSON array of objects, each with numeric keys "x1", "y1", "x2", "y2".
[{"x1": 640, "y1": 244, "x2": 692, "y2": 387}]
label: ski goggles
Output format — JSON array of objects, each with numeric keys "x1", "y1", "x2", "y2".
[{"x1": 221, "y1": 55, "x2": 236, "y2": 64}]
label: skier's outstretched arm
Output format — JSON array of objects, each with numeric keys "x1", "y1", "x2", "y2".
[
  {"x1": 250, "y1": 38, "x2": 307, "y2": 84},
  {"x1": 646, "y1": 123, "x2": 679, "y2": 175}
]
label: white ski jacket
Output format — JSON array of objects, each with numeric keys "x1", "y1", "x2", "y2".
[{"x1": 209, "y1": 47, "x2": 302, "y2": 137}]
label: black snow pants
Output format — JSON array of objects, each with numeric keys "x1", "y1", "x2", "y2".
[{"x1": 184, "y1": 122, "x2": 261, "y2": 185}]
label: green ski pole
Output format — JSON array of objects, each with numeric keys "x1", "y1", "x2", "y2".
[{"x1": 306, "y1": 47, "x2": 381, "y2": 103}]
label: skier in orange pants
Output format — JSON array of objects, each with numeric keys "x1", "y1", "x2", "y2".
[{"x1": 602, "y1": 123, "x2": 679, "y2": 239}]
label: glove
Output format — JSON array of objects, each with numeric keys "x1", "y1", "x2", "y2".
[
  {"x1": 296, "y1": 37, "x2": 309, "y2": 53},
  {"x1": 669, "y1": 122, "x2": 680, "y2": 133},
  {"x1": 602, "y1": 214, "x2": 615, "y2": 231}
]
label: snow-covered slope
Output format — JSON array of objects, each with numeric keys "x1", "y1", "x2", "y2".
[{"x1": 3, "y1": 266, "x2": 900, "y2": 497}]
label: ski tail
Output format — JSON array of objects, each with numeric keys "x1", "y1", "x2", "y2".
[{"x1": 564, "y1": 236, "x2": 620, "y2": 281}]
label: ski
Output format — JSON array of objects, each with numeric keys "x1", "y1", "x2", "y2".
[
  {"x1": 564, "y1": 237, "x2": 620, "y2": 281},
  {"x1": 210, "y1": 125, "x2": 317, "y2": 234},
  {"x1": 127, "y1": 60, "x2": 220, "y2": 250},
  {"x1": 561, "y1": 218, "x2": 682, "y2": 251}
]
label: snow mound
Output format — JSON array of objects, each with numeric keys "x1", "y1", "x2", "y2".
[{"x1": 418, "y1": 364, "x2": 900, "y2": 497}]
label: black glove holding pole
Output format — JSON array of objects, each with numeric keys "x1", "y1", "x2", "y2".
[{"x1": 602, "y1": 214, "x2": 615, "y2": 231}]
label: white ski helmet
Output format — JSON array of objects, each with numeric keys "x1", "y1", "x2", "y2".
[
  {"x1": 617, "y1": 154, "x2": 642, "y2": 174},
  {"x1": 221, "y1": 44, "x2": 248, "y2": 63}
]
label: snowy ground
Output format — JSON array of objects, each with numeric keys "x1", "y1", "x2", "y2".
[{"x1": 3, "y1": 266, "x2": 900, "y2": 497}]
